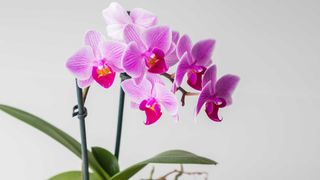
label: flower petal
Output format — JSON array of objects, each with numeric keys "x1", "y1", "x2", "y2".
[
  {"x1": 146, "y1": 72, "x2": 165, "y2": 96},
  {"x1": 215, "y1": 74, "x2": 240, "y2": 105},
  {"x1": 130, "y1": 8, "x2": 158, "y2": 28},
  {"x1": 203, "y1": 65, "x2": 217, "y2": 92},
  {"x1": 172, "y1": 31, "x2": 180, "y2": 44},
  {"x1": 92, "y1": 66, "x2": 116, "y2": 89},
  {"x1": 173, "y1": 52, "x2": 191, "y2": 91},
  {"x1": 122, "y1": 42, "x2": 145, "y2": 78},
  {"x1": 205, "y1": 101, "x2": 222, "y2": 122},
  {"x1": 155, "y1": 83, "x2": 178, "y2": 117},
  {"x1": 186, "y1": 66, "x2": 205, "y2": 91},
  {"x1": 84, "y1": 30, "x2": 105, "y2": 59},
  {"x1": 143, "y1": 26, "x2": 172, "y2": 53},
  {"x1": 106, "y1": 24, "x2": 126, "y2": 40},
  {"x1": 177, "y1": 34, "x2": 192, "y2": 63},
  {"x1": 144, "y1": 103, "x2": 162, "y2": 125},
  {"x1": 77, "y1": 76, "x2": 93, "y2": 88},
  {"x1": 192, "y1": 39, "x2": 215, "y2": 66},
  {"x1": 102, "y1": 41, "x2": 126, "y2": 72},
  {"x1": 102, "y1": 2, "x2": 131, "y2": 25},
  {"x1": 146, "y1": 72, "x2": 165, "y2": 86},
  {"x1": 66, "y1": 46, "x2": 94, "y2": 80},
  {"x1": 123, "y1": 24, "x2": 146, "y2": 49},
  {"x1": 121, "y1": 78, "x2": 152, "y2": 104},
  {"x1": 195, "y1": 82, "x2": 212, "y2": 115}
]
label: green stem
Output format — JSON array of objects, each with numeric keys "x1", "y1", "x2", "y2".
[
  {"x1": 114, "y1": 73, "x2": 131, "y2": 159},
  {"x1": 75, "y1": 79, "x2": 90, "y2": 180}
]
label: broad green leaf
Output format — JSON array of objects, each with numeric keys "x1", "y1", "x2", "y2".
[
  {"x1": 49, "y1": 171, "x2": 102, "y2": 180},
  {"x1": 110, "y1": 150, "x2": 217, "y2": 180},
  {"x1": 92, "y1": 147, "x2": 120, "y2": 176},
  {"x1": 0, "y1": 104, "x2": 110, "y2": 180}
]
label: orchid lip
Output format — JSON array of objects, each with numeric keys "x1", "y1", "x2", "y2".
[
  {"x1": 92, "y1": 59, "x2": 116, "y2": 88},
  {"x1": 205, "y1": 97, "x2": 226, "y2": 122},
  {"x1": 187, "y1": 65, "x2": 206, "y2": 91},
  {"x1": 143, "y1": 48, "x2": 168, "y2": 74},
  {"x1": 139, "y1": 97, "x2": 162, "y2": 125}
]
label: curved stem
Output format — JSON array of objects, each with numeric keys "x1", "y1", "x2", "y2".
[
  {"x1": 161, "y1": 73, "x2": 199, "y2": 106},
  {"x1": 75, "y1": 79, "x2": 90, "y2": 180}
]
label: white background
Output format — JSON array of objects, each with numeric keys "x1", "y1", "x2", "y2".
[{"x1": 1, "y1": 0, "x2": 320, "y2": 179}]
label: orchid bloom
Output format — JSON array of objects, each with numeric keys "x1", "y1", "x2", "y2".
[
  {"x1": 122, "y1": 24, "x2": 174, "y2": 83},
  {"x1": 121, "y1": 76, "x2": 178, "y2": 125},
  {"x1": 195, "y1": 65, "x2": 239, "y2": 122},
  {"x1": 102, "y1": 2, "x2": 158, "y2": 40},
  {"x1": 66, "y1": 30, "x2": 126, "y2": 88},
  {"x1": 174, "y1": 35, "x2": 215, "y2": 91}
]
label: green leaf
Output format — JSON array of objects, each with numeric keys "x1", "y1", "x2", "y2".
[
  {"x1": 110, "y1": 150, "x2": 217, "y2": 180},
  {"x1": 49, "y1": 171, "x2": 102, "y2": 180},
  {"x1": 92, "y1": 147, "x2": 120, "y2": 176},
  {"x1": 0, "y1": 104, "x2": 110, "y2": 180}
]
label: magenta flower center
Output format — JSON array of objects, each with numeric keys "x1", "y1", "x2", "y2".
[
  {"x1": 205, "y1": 97, "x2": 226, "y2": 122},
  {"x1": 187, "y1": 65, "x2": 206, "y2": 91},
  {"x1": 139, "y1": 97, "x2": 162, "y2": 125},
  {"x1": 91, "y1": 59, "x2": 116, "y2": 89},
  {"x1": 144, "y1": 48, "x2": 168, "y2": 74}
]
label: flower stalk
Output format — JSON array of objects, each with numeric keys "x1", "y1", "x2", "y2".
[
  {"x1": 114, "y1": 73, "x2": 131, "y2": 159},
  {"x1": 75, "y1": 79, "x2": 90, "y2": 180}
]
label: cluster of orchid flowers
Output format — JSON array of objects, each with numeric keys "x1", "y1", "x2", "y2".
[{"x1": 66, "y1": 2, "x2": 239, "y2": 125}]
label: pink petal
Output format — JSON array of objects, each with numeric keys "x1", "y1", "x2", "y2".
[
  {"x1": 77, "y1": 76, "x2": 93, "y2": 88},
  {"x1": 195, "y1": 82, "x2": 212, "y2": 115},
  {"x1": 143, "y1": 26, "x2": 172, "y2": 53},
  {"x1": 192, "y1": 39, "x2": 215, "y2": 66},
  {"x1": 92, "y1": 66, "x2": 116, "y2": 89},
  {"x1": 155, "y1": 83, "x2": 178, "y2": 117},
  {"x1": 133, "y1": 72, "x2": 145, "y2": 85},
  {"x1": 166, "y1": 42, "x2": 176, "y2": 56},
  {"x1": 177, "y1": 34, "x2": 192, "y2": 63},
  {"x1": 166, "y1": 43, "x2": 179, "y2": 67},
  {"x1": 102, "y1": 41, "x2": 126, "y2": 72},
  {"x1": 130, "y1": 8, "x2": 158, "y2": 28},
  {"x1": 174, "y1": 52, "x2": 191, "y2": 91},
  {"x1": 146, "y1": 72, "x2": 165, "y2": 86},
  {"x1": 123, "y1": 24, "x2": 146, "y2": 49},
  {"x1": 106, "y1": 24, "x2": 126, "y2": 40},
  {"x1": 66, "y1": 46, "x2": 94, "y2": 80},
  {"x1": 146, "y1": 72, "x2": 165, "y2": 96},
  {"x1": 102, "y1": 2, "x2": 131, "y2": 25},
  {"x1": 203, "y1": 65, "x2": 217, "y2": 92},
  {"x1": 172, "y1": 31, "x2": 180, "y2": 44},
  {"x1": 84, "y1": 30, "x2": 105, "y2": 59},
  {"x1": 143, "y1": 102, "x2": 162, "y2": 125},
  {"x1": 122, "y1": 42, "x2": 145, "y2": 78},
  {"x1": 147, "y1": 55, "x2": 168, "y2": 74},
  {"x1": 215, "y1": 74, "x2": 240, "y2": 105},
  {"x1": 186, "y1": 66, "x2": 205, "y2": 91},
  {"x1": 102, "y1": 3, "x2": 132, "y2": 40},
  {"x1": 205, "y1": 101, "x2": 222, "y2": 122},
  {"x1": 121, "y1": 78, "x2": 152, "y2": 104}
]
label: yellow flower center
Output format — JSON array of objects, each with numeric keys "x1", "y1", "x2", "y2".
[
  {"x1": 97, "y1": 66, "x2": 111, "y2": 78},
  {"x1": 147, "y1": 54, "x2": 159, "y2": 67}
]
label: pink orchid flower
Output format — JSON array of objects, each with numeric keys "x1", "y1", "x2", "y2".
[
  {"x1": 195, "y1": 65, "x2": 239, "y2": 122},
  {"x1": 122, "y1": 24, "x2": 174, "y2": 84},
  {"x1": 102, "y1": 2, "x2": 158, "y2": 40},
  {"x1": 121, "y1": 76, "x2": 178, "y2": 125},
  {"x1": 174, "y1": 35, "x2": 215, "y2": 91},
  {"x1": 66, "y1": 30, "x2": 126, "y2": 88}
]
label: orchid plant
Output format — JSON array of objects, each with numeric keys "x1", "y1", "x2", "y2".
[{"x1": 0, "y1": 2, "x2": 239, "y2": 180}]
